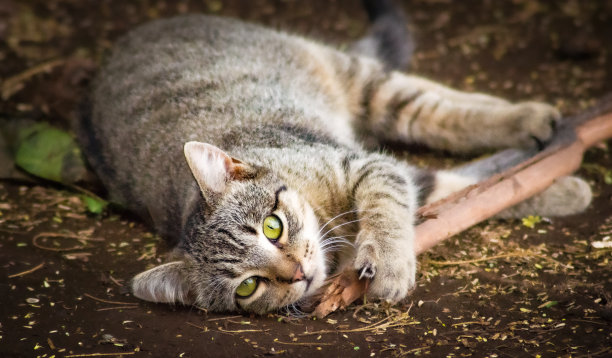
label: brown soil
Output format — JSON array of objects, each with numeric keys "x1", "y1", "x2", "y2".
[{"x1": 1, "y1": 1, "x2": 611, "y2": 357}]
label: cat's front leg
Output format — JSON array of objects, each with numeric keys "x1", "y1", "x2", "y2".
[
  {"x1": 345, "y1": 154, "x2": 418, "y2": 302},
  {"x1": 353, "y1": 221, "x2": 416, "y2": 302}
]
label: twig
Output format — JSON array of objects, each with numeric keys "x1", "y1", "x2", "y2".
[
  {"x1": 451, "y1": 321, "x2": 490, "y2": 327},
  {"x1": 571, "y1": 319, "x2": 608, "y2": 326},
  {"x1": 186, "y1": 322, "x2": 209, "y2": 331},
  {"x1": 206, "y1": 315, "x2": 243, "y2": 322},
  {"x1": 32, "y1": 232, "x2": 103, "y2": 251},
  {"x1": 217, "y1": 327, "x2": 270, "y2": 333},
  {"x1": 109, "y1": 275, "x2": 124, "y2": 287},
  {"x1": 574, "y1": 347, "x2": 612, "y2": 358},
  {"x1": 273, "y1": 340, "x2": 333, "y2": 346},
  {"x1": 1, "y1": 58, "x2": 66, "y2": 100},
  {"x1": 426, "y1": 249, "x2": 561, "y2": 266},
  {"x1": 64, "y1": 353, "x2": 136, "y2": 358},
  {"x1": 302, "y1": 308, "x2": 418, "y2": 335},
  {"x1": 83, "y1": 293, "x2": 138, "y2": 306},
  {"x1": 403, "y1": 346, "x2": 431, "y2": 354},
  {"x1": 428, "y1": 249, "x2": 571, "y2": 270},
  {"x1": 227, "y1": 319, "x2": 253, "y2": 325},
  {"x1": 96, "y1": 306, "x2": 139, "y2": 311},
  {"x1": 8, "y1": 262, "x2": 44, "y2": 278},
  {"x1": 0, "y1": 227, "x2": 29, "y2": 234},
  {"x1": 428, "y1": 252, "x2": 533, "y2": 266}
]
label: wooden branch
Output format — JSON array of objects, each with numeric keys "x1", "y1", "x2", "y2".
[{"x1": 314, "y1": 98, "x2": 612, "y2": 318}]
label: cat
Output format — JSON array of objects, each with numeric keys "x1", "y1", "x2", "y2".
[{"x1": 76, "y1": 0, "x2": 592, "y2": 314}]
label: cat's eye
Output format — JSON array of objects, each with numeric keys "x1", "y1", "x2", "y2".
[
  {"x1": 263, "y1": 215, "x2": 282, "y2": 241},
  {"x1": 236, "y1": 277, "x2": 258, "y2": 298}
]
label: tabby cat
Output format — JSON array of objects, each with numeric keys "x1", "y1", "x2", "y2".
[{"x1": 77, "y1": 1, "x2": 592, "y2": 313}]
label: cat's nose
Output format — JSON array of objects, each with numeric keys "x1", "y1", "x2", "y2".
[{"x1": 291, "y1": 263, "x2": 305, "y2": 282}]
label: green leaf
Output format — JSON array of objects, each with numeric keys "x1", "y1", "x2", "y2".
[
  {"x1": 15, "y1": 123, "x2": 86, "y2": 183},
  {"x1": 522, "y1": 215, "x2": 541, "y2": 229},
  {"x1": 82, "y1": 195, "x2": 108, "y2": 214},
  {"x1": 604, "y1": 170, "x2": 612, "y2": 185},
  {"x1": 538, "y1": 300, "x2": 558, "y2": 309},
  {"x1": 582, "y1": 163, "x2": 612, "y2": 185}
]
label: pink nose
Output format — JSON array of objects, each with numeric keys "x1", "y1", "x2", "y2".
[{"x1": 292, "y1": 263, "x2": 305, "y2": 282}]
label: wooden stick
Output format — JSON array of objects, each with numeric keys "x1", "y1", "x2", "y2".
[
  {"x1": 414, "y1": 112, "x2": 612, "y2": 253},
  {"x1": 314, "y1": 98, "x2": 612, "y2": 318}
]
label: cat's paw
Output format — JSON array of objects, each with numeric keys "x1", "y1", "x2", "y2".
[
  {"x1": 506, "y1": 102, "x2": 560, "y2": 148},
  {"x1": 354, "y1": 237, "x2": 416, "y2": 303}
]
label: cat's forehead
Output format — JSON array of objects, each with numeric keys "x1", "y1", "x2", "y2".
[
  {"x1": 217, "y1": 182, "x2": 276, "y2": 215},
  {"x1": 216, "y1": 177, "x2": 297, "y2": 214}
]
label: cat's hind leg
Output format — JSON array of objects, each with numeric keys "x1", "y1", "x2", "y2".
[
  {"x1": 350, "y1": 70, "x2": 560, "y2": 153},
  {"x1": 423, "y1": 148, "x2": 593, "y2": 218}
]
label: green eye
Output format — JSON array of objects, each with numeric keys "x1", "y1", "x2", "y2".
[
  {"x1": 236, "y1": 277, "x2": 258, "y2": 298},
  {"x1": 263, "y1": 215, "x2": 282, "y2": 241}
]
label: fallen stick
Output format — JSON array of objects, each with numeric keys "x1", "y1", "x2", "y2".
[
  {"x1": 7, "y1": 262, "x2": 45, "y2": 278},
  {"x1": 314, "y1": 96, "x2": 612, "y2": 318}
]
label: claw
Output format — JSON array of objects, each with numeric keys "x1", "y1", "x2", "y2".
[
  {"x1": 530, "y1": 134, "x2": 546, "y2": 151},
  {"x1": 358, "y1": 269, "x2": 367, "y2": 280},
  {"x1": 358, "y1": 264, "x2": 376, "y2": 280}
]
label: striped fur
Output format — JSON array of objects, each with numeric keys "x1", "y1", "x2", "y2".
[{"x1": 78, "y1": 14, "x2": 592, "y2": 313}]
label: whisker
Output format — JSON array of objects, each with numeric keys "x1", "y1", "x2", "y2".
[
  {"x1": 320, "y1": 237, "x2": 354, "y2": 250},
  {"x1": 316, "y1": 209, "x2": 360, "y2": 236},
  {"x1": 321, "y1": 241, "x2": 352, "y2": 249},
  {"x1": 289, "y1": 303, "x2": 307, "y2": 318},
  {"x1": 320, "y1": 234, "x2": 356, "y2": 245},
  {"x1": 280, "y1": 302, "x2": 306, "y2": 318},
  {"x1": 318, "y1": 208, "x2": 385, "y2": 241},
  {"x1": 322, "y1": 245, "x2": 350, "y2": 254},
  {"x1": 320, "y1": 244, "x2": 351, "y2": 252},
  {"x1": 318, "y1": 213, "x2": 371, "y2": 241}
]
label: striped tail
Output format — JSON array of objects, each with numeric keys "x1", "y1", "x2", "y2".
[{"x1": 350, "y1": 0, "x2": 414, "y2": 71}]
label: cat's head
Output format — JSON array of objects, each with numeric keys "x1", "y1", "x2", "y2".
[{"x1": 131, "y1": 141, "x2": 327, "y2": 313}]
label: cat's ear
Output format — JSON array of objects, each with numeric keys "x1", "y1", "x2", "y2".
[
  {"x1": 184, "y1": 141, "x2": 254, "y2": 194},
  {"x1": 131, "y1": 261, "x2": 193, "y2": 304}
]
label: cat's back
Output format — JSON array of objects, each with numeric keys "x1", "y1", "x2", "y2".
[
  {"x1": 104, "y1": 14, "x2": 292, "y2": 87},
  {"x1": 94, "y1": 14, "x2": 340, "y2": 141}
]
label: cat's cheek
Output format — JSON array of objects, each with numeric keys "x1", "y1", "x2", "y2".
[
  {"x1": 308, "y1": 276, "x2": 326, "y2": 296},
  {"x1": 306, "y1": 246, "x2": 328, "y2": 296}
]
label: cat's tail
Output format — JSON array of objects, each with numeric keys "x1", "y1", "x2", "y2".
[
  {"x1": 350, "y1": 0, "x2": 414, "y2": 71},
  {"x1": 421, "y1": 148, "x2": 592, "y2": 218}
]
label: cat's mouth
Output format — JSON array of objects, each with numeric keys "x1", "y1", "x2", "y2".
[
  {"x1": 304, "y1": 268, "x2": 321, "y2": 295},
  {"x1": 305, "y1": 274, "x2": 314, "y2": 292}
]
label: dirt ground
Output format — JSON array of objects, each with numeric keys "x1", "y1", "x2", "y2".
[{"x1": 1, "y1": 0, "x2": 612, "y2": 357}]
